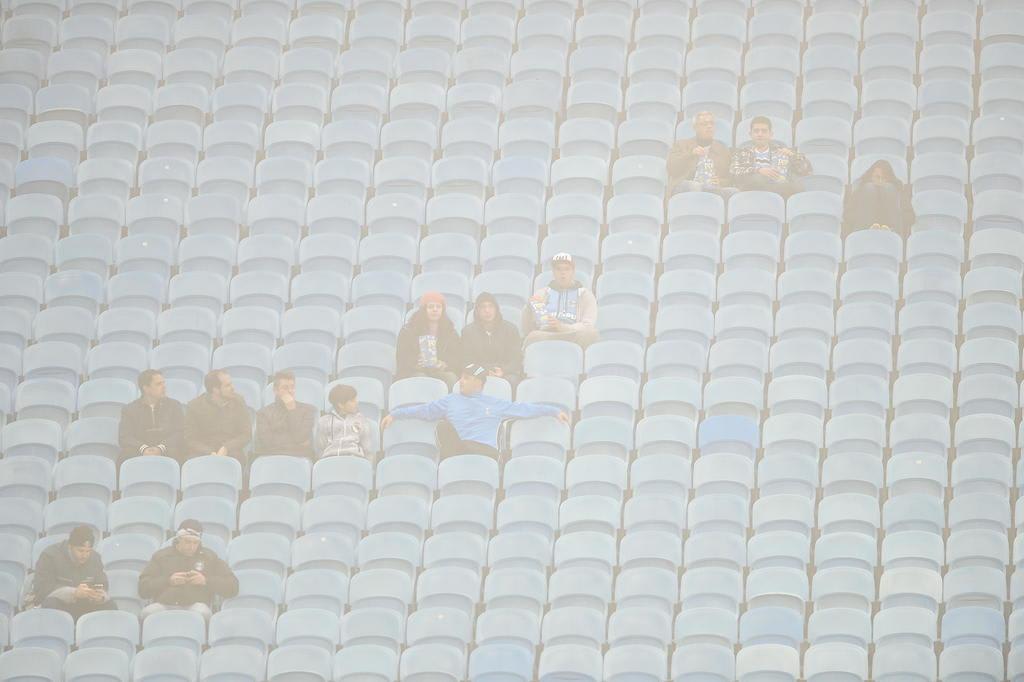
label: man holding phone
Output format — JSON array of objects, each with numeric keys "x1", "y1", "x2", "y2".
[
  {"x1": 32, "y1": 526, "x2": 117, "y2": 620},
  {"x1": 138, "y1": 519, "x2": 238, "y2": 621}
]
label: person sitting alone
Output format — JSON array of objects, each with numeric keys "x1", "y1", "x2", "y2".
[
  {"x1": 730, "y1": 116, "x2": 812, "y2": 199},
  {"x1": 843, "y1": 159, "x2": 915, "y2": 237},
  {"x1": 461, "y1": 292, "x2": 524, "y2": 387},
  {"x1": 253, "y1": 371, "x2": 317, "y2": 460},
  {"x1": 138, "y1": 519, "x2": 238, "y2": 622},
  {"x1": 667, "y1": 110, "x2": 737, "y2": 198},
  {"x1": 30, "y1": 525, "x2": 117, "y2": 620},
  {"x1": 521, "y1": 252, "x2": 598, "y2": 348},
  {"x1": 396, "y1": 291, "x2": 463, "y2": 389},
  {"x1": 380, "y1": 363, "x2": 569, "y2": 459},
  {"x1": 317, "y1": 383, "x2": 374, "y2": 460}
]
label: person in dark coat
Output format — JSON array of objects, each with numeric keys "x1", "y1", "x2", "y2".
[
  {"x1": 253, "y1": 371, "x2": 317, "y2": 459},
  {"x1": 396, "y1": 291, "x2": 463, "y2": 389},
  {"x1": 184, "y1": 370, "x2": 252, "y2": 463},
  {"x1": 138, "y1": 519, "x2": 238, "y2": 622},
  {"x1": 461, "y1": 292, "x2": 523, "y2": 386},
  {"x1": 119, "y1": 369, "x2": 186, "y2": 464},
  {"x1": 667, "y1": 110, "x2": 737, "y2": 198},
  {"x1": 32, "y1": 526, "x2": 117, "y2": 620},
  {"x1": 843, "y1": 159, "x2": 915, "y2": 237}
]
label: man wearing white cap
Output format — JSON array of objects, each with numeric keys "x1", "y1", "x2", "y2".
[{"x1": 521, "y1": 252, "x2": 599, "y2": 348}]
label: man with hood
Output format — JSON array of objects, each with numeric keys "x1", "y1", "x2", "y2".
[
  {"x1": 521, "y1": 252, "x2": 599, "y2": 348},
  {"x1": 461, "y1": 292, "x2": 523, "y2": 386},
  {"x1": 381, "y1": 363, "x2": 569, "y2": 458},
  {"x1": 31, "y1": 525, "x2": 117, "y2": 619},
  {"x1": 138, "y1": 519, "x2": 239, "y2": 621},
  {"x1": 730, "y1": 116, "x2": 812, "y2": 199}
]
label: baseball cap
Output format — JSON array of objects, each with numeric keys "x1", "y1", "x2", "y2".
[
  {"x1": 551, "y1": 252, "x2": 574, "y2": 265},
  {"x1": 463, "y1": 363, "x2": 488, "y2": 379}
]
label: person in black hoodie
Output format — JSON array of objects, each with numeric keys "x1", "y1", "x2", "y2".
[
  {"x1": 461, "y1": 292, "x2": 523, "y2": 386},
  {"x1": 138, "y1": 519, "x2": 238, "y2": 622},
  {"x1": 31, "y1": 526, "x2": 117, "y2": 620},
  {"x1": 396, "y1": 291, "x2": 463, "y2": 388},
  {"x1": 843, "y1": 159, "x2": 915, "y2": 237}
]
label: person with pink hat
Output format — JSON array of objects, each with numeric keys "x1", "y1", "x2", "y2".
[{"x1": 396, "y1": 291, "x2": 463, "y2": 388}]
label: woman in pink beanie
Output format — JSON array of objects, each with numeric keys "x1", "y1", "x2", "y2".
[{"x1": 395, "y1": 291, "x2": 463, "y2": 388}]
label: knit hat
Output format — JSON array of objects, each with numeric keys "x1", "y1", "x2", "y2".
[
  {"x1": 69, "y1": 525, "x2": 95, "y2": 548},
  {"x1": 176, "y1": 519, "x2": 203, "y2": 540},
  {"x1": 419, "y1": 291, "x2": 446, "y2": 308},
  {"x1": 551, "y1": 252, "x2": 575, "y2": 265}
]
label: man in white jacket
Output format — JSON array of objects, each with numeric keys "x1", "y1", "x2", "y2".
[{"x1": 316, "y1": 383, "x2": 374, "y2": 460}]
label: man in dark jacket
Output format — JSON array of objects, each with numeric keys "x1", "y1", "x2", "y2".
[
  {"x1": 667, "y1": 110, "x2": 737, "y2": 197},
  {"x1": 138, "y1": 519, "x2": 238, "y2": 621},
  {"x1": 119, "y1": 369, "x2": 186, "y2": 464},
  {"x1": 184, "y1": 370, "x2": 252, "y2": 463},
  {"x1": 253, "y1": 371, "x2": 317, "y2": 459},
  {"x1": 461, "y1": 292, "x2": 523, "y2": 386},
  {"x1": 33, "y1": 525, "x2": 117, "y2": 620}
]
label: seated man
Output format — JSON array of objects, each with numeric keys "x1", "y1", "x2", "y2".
[
  {"x1": 253, "y1": 371, "x2": 317, "y2": 459},
  {"x1": 138, "y1": 520, "x2": 238, "y2": 621},
  {"x1": 521, "y1": 252, "x2": 598, "y2": 348},
  {"x1": 730, "y1": 116, "x2": 812, "y2": 199},
  {"x1": 667, "y1": 110, "x2": 736, "y2": 197},
  {"x1": 380, "y1": 363, "x2": 569, "y2": 459},
  {"x1": 30, "y1": 525, "x2": 117, "y2": 620},
  {"x1": 184, "y1": 370, "x2": 252, "y2": 463},
  {"x1": 462, "y1": 292, "x2": 524, "y2": 386},
  {"x1": 119, "y1": 369, "x2": 185, "y2": 464}
]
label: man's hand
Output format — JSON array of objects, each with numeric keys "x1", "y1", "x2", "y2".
[
  {"x1": 215, "y1": 446, "x2": 228, "y2": 457},
  {"x1": 169, "y1": 572, "x2": 190, "y2": 586},
  {"x1": 88, "y1": 588, "x2": 107, "y2": 603},
  {"x1": 74, "y1": 583, "x2": 94, "y2": 601},
  {"x1": 777, "y1": 147, "x2": 793, "y2": 157},
  {"x1": 381, "y1": 415, "x2": 394, "y2": 430},
  {"x1": 556, "y1": 412, "x2": 570, "y2": 424},
  {"x1": 489, "y1": 367, "x2": 504, "y2": 378},
  {"x1": 187, "y1": 571, "x2": 206, "y2": 586},
  {"x1": 280, "y1": 392, "x2": 296, "y2": 410},
  {"x1": 757, "y1": 167, "x2": 783, "y2": 181},
  {"x1": 143, "y1": 446, "x2": 162, "y2": 456},
  {"x1": 693, "y1": 146, "x2": 708, "y2": 156},
  {"x1": 548, "y1": 320, "x2": 567, "y2": 333},
  {"x1": 707, "y1": 177, "x2": 720, "y2": 186}
]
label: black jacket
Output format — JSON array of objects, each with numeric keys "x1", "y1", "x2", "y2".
[
  {"x1": 33, "y1": 540, "x2": 108, "y2": 602},
  {"x1": 396, "y1": 320, "x2": 463, "y2": 378},
  {"x1": 138, "y1": 543, "x2": 238, "y2": 607},
  {"x1": 184, "y1": 393, "x2": 252, "y2": 460},
  {"x1": 461, "y1": 319, "x2": 523, "y2": 377},
  {"x1": 254, "y1": 400, "x2": 317, "y2": 459},
  {"x1": 119, "y1": 397, "x2": 186, "y2": 464}
]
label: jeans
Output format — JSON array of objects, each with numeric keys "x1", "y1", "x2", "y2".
[{"x1": 735, "y1": 174, "x2": 804, "y2": 199}]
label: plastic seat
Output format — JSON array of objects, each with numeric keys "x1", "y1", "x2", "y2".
[{"x1": 0, "y1": 648, "x2": 64, "y2": 682}]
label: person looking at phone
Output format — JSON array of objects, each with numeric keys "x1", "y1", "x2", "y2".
[
  {"x1": 31, "y1": 525, "x2": 117, "y2": 620},
  {"x1": 138, "y1": 519, "x2": 238, "y2": 621}
]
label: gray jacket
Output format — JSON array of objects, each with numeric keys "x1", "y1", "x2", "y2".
[{"x1": 316, "y1": 411, "x2": 373, "y2": 459}]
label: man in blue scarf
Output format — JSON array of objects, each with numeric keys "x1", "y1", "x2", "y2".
[{"x1": 521, "y1": 252, "x2": 599, "y2": 348}]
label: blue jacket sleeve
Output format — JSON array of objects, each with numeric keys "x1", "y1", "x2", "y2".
[
  {"x1": 389, "y1": 396, "x2": 449, "y2": 421},
  {"x1": 497, "y1": 399, "x2": 562, "y2": 419}
]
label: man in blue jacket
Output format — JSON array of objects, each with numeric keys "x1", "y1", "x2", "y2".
[{"x1": 381, "y1": 363, "x2": 569, "y2": 458}]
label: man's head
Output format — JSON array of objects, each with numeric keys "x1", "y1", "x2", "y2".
[
  {"x1": 138, "y1": 369, "x2": 166, "y2": 402},
  {"x1": 273, "y1": 371, "x2": 296, "y2": 404},
  {"x1": 750, "y1": 116, "x2": 773, "y2": 149},
  {"x1": 694, "y1": 111, "x2": 716, "y2": 143},
  {"x1": 419, "y1": 291, "x2": 446, "y2": 323},
  {"x1": 174, "y1": 519, "x2": 202, "y2": 557},
  {"x1": 329, "y1": 383, "x2": 359, "y2": 415},
  {"x1": 204, "y1": 370, "x2": 234, "y2": 401},
  {"x1": 68, "y1": 526, "x2": 95, "y2": 565},
  {"x1": 459, "y1": 364, "x2": 487, "y2": 395},
  {"x1": 550, "y1": 252, "x2": 576, "y2": 288},
  {"x1": 474, "y1": 292, "x2": 500, "y2": 325}
]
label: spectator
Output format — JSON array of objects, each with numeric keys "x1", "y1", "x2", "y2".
[
  {"x1": 843, "y1": 159, "x2": 915, "y2": 237},
  {"x1": 253, "y1": 371, "x2": 317, "y2": 459},
  {"x1": 522, "y1": 253, "x2": 599, "y2": 348},
  {"x1": 316, "y1": 383, "x2": 374, "y2": 460},
  {"x1": 461, "y1": 292, "x2": 523, "y2": 386},
  {"x1": 138, "y1": 519, "x2": 238, "y2": 622},
  {"x1": 118, "y1": 370, "x2": 185, "y2": 464},
  {"x1": 30, "y1": 526, "x2": 116, "y2": 620},
  {"x1": 730, "y1": 116, "x2": 812, "y2": 198},
  {"x1": 381, "y1": 363, "x2": 569, "y2": 459},
  {"x1": 184, "y1": 370, "x2": 252, "y2": 463},
  {"x1": 396, "y1": 291, "x2": 463, "y2": 388},
  {"x1": 667, "y1": 110, "x2": 736, "y2": 197}
]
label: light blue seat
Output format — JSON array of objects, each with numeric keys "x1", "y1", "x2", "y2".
[
  {"x1": 913, "y1": 116, "x2": 970, "y2": 156},
  {"x1": 382, "y1": 419, "x2": 439, "y2": 459},
  {"x1": 15, "y1": 379, "x2": 76, "y2": 426},
  {"x1": 107, "y1": 497, "x2": 173, "y2": 543},
  {"x1": 578, "y1": 377, "x2": 638, "y2": 422},
  {"x1": 860, "y1": 45, "x2": 916, "y2": 83},
  {"x1": 980, "y1": 78, "x2": 1024, "y2": 118},
  {"x1": 469, "y1": 644, "x2": 533, "y2": 682},
  {"x1": 0, "y1": 498, "x2": 44, "y2": 545},
  {"x1": 98, "y1": 533, "x2": 160, "y2": 572},
  {"x1": 854, "y1": 116, "x2": 910, "y2": 159},
  {"x1": 0, "y1": 573, "x2": 19, "y2": 620},
  {"x1": 239, "y1": 496, "x2": 302, "y2": 540},
  {"x1": 237, "y1": 234, "x2": 296, "y2": 279},
  {"x1": 44, "y1": 497, "x2": 107, "y2": 536},
  {"x1": 417, "y1": 233, "x2": 478, "y2": 281},
  {"x1": 230, "y1": 271, "x2": 290, "y2": 316},
  {"x1": 301, "y1": 496, "x2": 367, "y2": 546},
  {"x1": 658, "y1": 270, "x2": 716, "y2": 309},
  {"x1": 273, "y1": 342, "x2": 334, "y2": 386},
  {"x1": 249, "y1": 455, "x2": 311, "y2": 503},
  {"x1": 728, "y1": 192, "x2": 786, "y2": 237},
  {"x1": 918, "y1": 79, "x2": 974, "y2": 121},
  {"x1": 654, "y1": 305, "x2": 714, "y2": 350},
  {"x1": 509, "y1": 416, "x2": 570, "y2": 460},
  {"x1": 388, "y1": 376, "x2": 449, "y2": 412},
  {"x1": 972, "y1": 190, "x2": 1023, "y2": 232},
  {"x1": 54, "y1": 454, "x2": 116, "y2": 502},
  {"x1": 572, "y1": 416, "x2": 634, "y2": 459},
  {"x1": 800, "y1": 80, "x2": 858, "y2": 122},
  {"x1": 342, "y1": 306, "x2": 402, "y2": 347},
  {"x1": 411, "y1": 271, "x2": 471, "y2": 322},
  {"x1": 333, "y1": 646, "x2": 400, "y2": 682},
  {"x1": 795, "y1": 116, "x2": 851, "y2": 159},
  {"x1": 141, "y1": 609, "x2": 206, "y2": 658},
  {"x1": 200, "y1": 645, "x2": 266, "y2": 682},
  {"x1": 212, "y1": 342, "x2": 273, "y2": 387},
  {"x1": 64, "y1": 648, "x2": 131, "y2": 682},
  {"x1": 220, "y1": 308, "x2": 280, "y2": 349},
  {"x1": 350, "y1": 271, "x2": 412, "y2": 315},
  {"x1": 298, "y1": 234, "x2": 357, "y2": 279},
  {"x1": 119, "y1": 455, "x2": 180, "y2": 508},
  {"x1": 77, "y1": 378, "x2": 138, "y2": 419},
  {"x1": 75, "y1": 610, "x2": 140, "y2": 661},
  {"x1": 596, "y1": 304, "x2": 649, "y2": 347},
  {"x1": 44, "y1": 270, "x2": 105, "y2": 315},
  {"x1": 910, "y1": 153, "x2": 967, "y2": 195},
  {"x1": 31, "y1": 307, "x2": 95, "y2": 357},
  {"x1": 86, "y1": 342, "x2": 150, "y2": 383},
  {"x1": 15, "y1": 157, "x2": 75, "y2": 200},
  {"x1": 149, "y1": 342, "x2": 210, "y2": 392},
  {"x1": 132, "y1": 647, "x2": 198, "y2": 682},
  {"x1": 601, "y1": 231, "x2": 658, "y2": 275},
  {"x1": 645, "y1": 340, "x2": 708, "y2": 382},
  {"x1": 635, "y1": 415, "x2": 697, "y2": 459},
  {"x1": 182, "y1": 455, "x2": 243, "y2": 503},
  {"x1": 106, "y1": 271, "x2": 167, "y2": 317},
  {"x1": 267, "y1": 644, "x2": 333, "y2": 682},
  {"x1": 972, "y1": 115, "x2": 1024, "y2": 157},
  {"x1": 157, "y1": 308, "x2": 218, "y2": 349},
  {"x1": 178, "y1": 234, "x2": 237, "y2": 283},
  {"x1": 276, "y1": 609, "x2": 340, "y2": 652},
  {"x1": 208, "y1": 608, "x2": 275, "y2": 654},
  {"x1": 0, "y1": 456, "x2": 52, "y2": 508},
  {"x1": 291, "y1": 532, "x2": 354, "y2": 573},
  {"x1": 0, "y1": 534, "x2": 30, "y2": 585},
  {"x1": 222, "y1": 569, "x2": 285, "y2": 620},
  {"x1": 743, "y1": 49, "x2": 799, "y2": 88},
  {"x1": 115, "y1": 234, "x2": 175, "y2": 279},
  {"x1": 506, "y1": 376, "x2": 575, "y2": 411},
  {"x1": 940, "y1": 606, "x2": 1005, "y2": 649},
  {"x1": 739, "y1": 606, "x2": 804, "y2": 648},
  {"x1": 281, "y1": 306, "x2": 342, "y2": 350},
  {"x1": 699, "y1": 415, "x2": 761, "y2": 460},
  {"x1": 524, "y1": 340, "x2": 583, "y2": 385},
  {"x1": 336, "y1": 341, "x2": 397, "y2": 389},
  {"x1": 168, "y1": 272, "x2": 229, "y2": 319},
  {"x1": 970, "y1": 153, "x2": 1024, "y2": 195},
  {"x1": 471, "y1": 271, "x2": 532, "y2": 313},
  {"x1": 584, "y1": 340, "x2": 644, "y2": 383},
  {"x1": 174, "y1": 496, "x2": 238, "y2": 546},
  {"x1": 911, "y1": 189, "x2": 969, "y2": 233},
  {"x1": 0, "y1": 647, "x2": 63, "y2": 682},
  {"x1": 685, "y1": 46, "x2": 741, "y2": 85},
  {"x1": 0, "y1": 307, "x2": 31, "y2": 352},
  {"x1": 479, "y1": 234, "x2": 537, "y2": 278},
  {"x1": 284, "y1": 569, "x2": 349, "y2": 616}
]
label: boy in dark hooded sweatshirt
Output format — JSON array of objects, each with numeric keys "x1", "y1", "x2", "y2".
[{"x1": 461, "y1": 292, "x2": 523, "y2": 386}]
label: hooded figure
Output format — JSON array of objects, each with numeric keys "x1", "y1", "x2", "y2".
[
  {"x1": 461, "y1": 292, "x2": 523, "y2": 385},
  {"x1": 521, "y1": 253, "x2": 599, "y2": 348},
  {"x1": 396, "y1": 291, "x2": 463, "y2": 388},
  {"x1": 843, "y1": 159, "x2": 915, "y2": 237},
  {"x1": 31, "y1": 525, "x2": 117, "y2": 620},
  {"x1": 138, "y1": 519, "x2": 239, "y2": 621}
]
